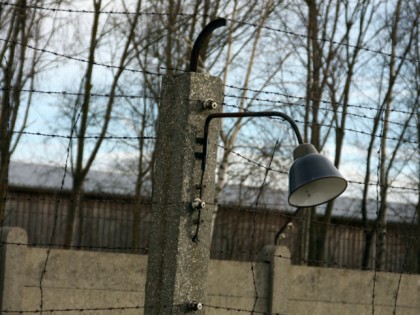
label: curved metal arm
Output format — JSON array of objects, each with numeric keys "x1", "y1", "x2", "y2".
[
  {"x1": 201, "y1": 111, "x2": 303, "y2": 171},
  {"x1": 189, "y1": 18, "x2": 226, "y2": 72}
]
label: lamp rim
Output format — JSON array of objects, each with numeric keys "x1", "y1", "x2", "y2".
[{"x1": 288, "y1": 175, "x2": 348, "y2": 208}]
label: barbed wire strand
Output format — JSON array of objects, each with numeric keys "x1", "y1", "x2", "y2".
[
  {"x1": 224, "y1": 93, "x2": 417, "y2": 129},
  {"x1": 3, "y1": 194, "x2": 419, "y2": 242},
  {"x1": 12, "y1": 130, "x2": 157, "y2": 140},
  {"x1": 0, "y1": 37, "x2": 163, "y2": 76},
  {"x1": 2, "y1": 86, "x2": 416, "y2": 128},
  {"x1": 224, "y1": 85, "x2": 416, "y2": 116},
  {"x1": 1, "y1": 1, "x2": 418, "y2": 64},
  {"x1": 222, "y1": 103, "x2": 418, "y2": 145}
]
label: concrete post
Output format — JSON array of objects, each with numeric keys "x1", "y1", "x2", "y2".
[
  {"x1": 261, "y1": 246, "x2": 291, "y2": 315},
  {"x1": 0, "y1": 227, "x2": 28, "y2": 312},
  {"x1": 144, "y1": 73, "x2": 223, "y2": 314}
]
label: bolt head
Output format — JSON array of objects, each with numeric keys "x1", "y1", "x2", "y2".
[
  {"x1": 192, "y1": 198, "x2": 205, "y2": 210},
  {"x1": 203, "y1": 99, "x2": 218, "y2": 110},
  {"x1": 188, "y1": 300, "x2": 203, "y2": 311}
]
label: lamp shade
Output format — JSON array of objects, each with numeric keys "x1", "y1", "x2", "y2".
[{"x1": 288, "y1": 144, "x2": 347, "y2": 207}]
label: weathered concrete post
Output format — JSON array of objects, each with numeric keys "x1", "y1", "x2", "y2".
[
  {"x1": 144, "y1": 72, "x2": 223, "y2": 314},
  {"x1": 0, "y1": 227, "x2": 27, "y2": 312}
]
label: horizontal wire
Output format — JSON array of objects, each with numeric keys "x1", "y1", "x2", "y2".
[
  {"x1": 224, "y1": 93, "x2": 417, "y2": 129},
  {"x1": 0, "y1": 1, "x2": 208, "y2": 17},
  {"x1": 218, "y1": 144, "x2": 418, "y2": 192},
  {"x1": 4, "y1": 195, "x2": 150, "y2": 204},
  {"x1": 4, "y1": 191, "x2": 418, "y2": 241},
  {"x1": 217, "y1": 204, "x2": 419, "y2": 240},
  {"x1": 2, "y1": 304, "x2": 276, "y2": 315},
  {"x1": 8, "y1": 105, "x2": 416, "y2": 145},
  {"x1": 1, "y1": 1, "x2": 418, "y2": 64},
  {"x1": 3, "y1": 86, "x2": 414, "y2": 129},
  {"x1": 1, "y1": 87, "x2": 159, "y2": 100},
  {"x1": 212, "y1": 249, "x2": 420, "y2": 275},
  {"x1": 347, "y1": 179, "x2": 418, "y2": 192},
  {"x1": 222, "y1": 103, "x2": 418, "y2": 145},
  {"x1": 205, "y1": 304, "x2": 274, "y2": 315},
  {"x1": 0, "y1": 37, "x2": 163, "y2": 76},
  {"x1": 224, "y1": 85, "x2": 416, "y2": 116},
  {"x1": 219, "y1": 144, "x2": 288, "y2": 175},
  {"x1": 11, "y1": 130, "x2": 157, "y2": 140},
  {"x1": 1, "y1": 241, "x2": 149, "y2": 252},
  {"x1": 2, "y1": 205, "x2": 418, "y2": 243},
  {"x1": 225, "y1": 18, "x2": 419, "y2": 64},
  {"x1": 4, "y1": 197, "x2": 417, "y2": 239},
  {"x1": 2, "y1": 305, "x2": 147, "y2": 314}
]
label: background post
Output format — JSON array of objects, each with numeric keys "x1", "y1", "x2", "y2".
[
  {"x1": 144, "y1": 72, "x2": 223, "y2": 314},
  {"x1": 0, "y1": 227, "x2": 27, "y2": 312}
]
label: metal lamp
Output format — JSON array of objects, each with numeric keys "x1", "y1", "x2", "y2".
[
  {"x1": 288, "y1": 143, "x2": 347, "y2": 207},
  {"x1": 200, "y1": 111, "x2": 347, "y2": 208}
]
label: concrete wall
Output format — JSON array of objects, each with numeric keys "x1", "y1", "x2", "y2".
[
  {"x1": 1, "y1": 228, "x2": 419, "y2": 314},
  {"x1": 288, "y1": 266, "x2": 420, "y2": 315}
]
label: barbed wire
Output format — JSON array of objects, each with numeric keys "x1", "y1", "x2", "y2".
[
  {"x1": 6, "y1": 193, "x2": 415, "y2": 235},
  {"x1": 225, "y1": 18, "x2": 418, "y2": 64},
  {"x1": 1, "y1": 1, "x2": 418, "y2": 64},
  {"x1": 10, "y1": 106, "x2": 415, "y2": 146},
  {"x1": 3, "y1": 85, "x2": 416, "y2": 129},
  {"x1": 0, "y1": 86, "x2": 159, "y2": 100},
  {"x1": 2, "y1": 306, "x2": 143, "y2": 314},
  {"x1": 0, "y1": 37, "x2": 163, "y2": 76},
  {"x1": 224, "y1": 93, "x2": 417, "y2": 129},
  {"x1": 0, "y1": 1, "x2": 208, "y2": 17},
  {"x1": 11, "y1": 130, "x2": 157, "y2": 140},
  {"x1": 2, "y1": 304, "x2": 279, "y2": 314},
  {"x1": 219, "y1": 146, "x2": 419, "y2": 192},
  {"x1": 205, "y1": 304, "x2": 278, "y2": 315},
  {"x1": 222, "y1": 103, "x2": 418, "y2": 145},
  {"x1": 224, "y1": 85, "x2": 417, "y2": 116},
  {"x1": 1, "y1": 209, "x2": 418, "y2": 249}
]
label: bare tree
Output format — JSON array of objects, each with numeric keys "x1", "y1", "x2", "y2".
[
  {"x1": 316, "y1": 0, "x2": 378, "y2": 265},
  {"x1": 0, "y1": 0, "x2": 62, "y2": 223},
  {"x1": 63, "y1": 0, "x2": 142, "y2": 247},
  {"x1": 360, "y1": 0, "x2": 419, "y2": 269},
  {"x1": 278, "y1": 0, "x2": 379, "y2": 265}
]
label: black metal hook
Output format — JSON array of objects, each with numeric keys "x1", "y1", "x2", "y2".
[{"x1": 189, "y1": 18, "x2": 227, "y2": 72}]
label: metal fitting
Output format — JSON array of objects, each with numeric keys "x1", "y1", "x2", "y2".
[
  {"x1": 192, "y1": 198, "x2": 205, "y2": 210},
  {"x1": 203, "y1": 99, "x2": 218, "y2": 110},
  {"x1": 187, "y1": 301, "x2": 203, "y2": 311}
]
